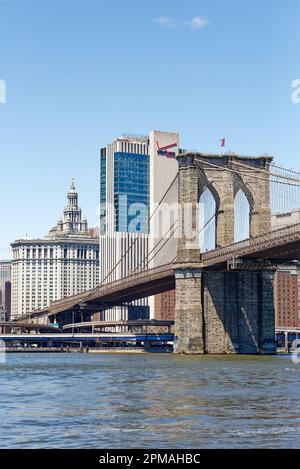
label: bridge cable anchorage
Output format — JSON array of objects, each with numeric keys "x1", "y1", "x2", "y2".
[{"x1": 80, "y1": 173, "x2": 179, "y2": 303}]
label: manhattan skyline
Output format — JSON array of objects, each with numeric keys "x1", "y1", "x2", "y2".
[{"x1": 0, "y1": 0, "x2": 299, "y2": 258}]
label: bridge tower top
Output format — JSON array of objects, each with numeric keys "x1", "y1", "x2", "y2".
[{"x1": 176, "y1": 152, "x2": 273, "y2": 264}]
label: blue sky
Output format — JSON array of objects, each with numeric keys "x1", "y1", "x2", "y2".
[{"x1": 0, "y1": 0, "x2": 299, "y2": 258}]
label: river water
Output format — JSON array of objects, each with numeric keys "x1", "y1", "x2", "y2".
[{"x1": 0, "y1": 353, "x2": 299, "y2": 449}]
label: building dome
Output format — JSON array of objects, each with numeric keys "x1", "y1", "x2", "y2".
[
  {"x1": 44, "y1": 179, "x2": 91, "y2": 239},
  {"x1": 68, "y1": 178, "x2": 76, "y2": 194}
]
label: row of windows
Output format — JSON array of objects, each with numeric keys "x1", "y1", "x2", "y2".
[
  {"x1": 114, "y1": 152, "x2": 149, "y2": 234},
  {"x1": 100, "y1": 153, "x2": 107, "y2": 207},
  {"x1": 15, "y1": 246, "x2": 98, "y2": 259}
]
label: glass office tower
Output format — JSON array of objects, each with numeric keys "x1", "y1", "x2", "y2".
[
  {"x1": 99, "y1": 131, "x2": 179, "y2": 322},
  {"x1": 114, "y1": 152, "x2": 149, "y2": 233},
  {"x1": 99, "y1": 135, "x2": 150, "y2": 321}
]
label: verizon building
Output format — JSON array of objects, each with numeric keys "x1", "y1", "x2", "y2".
[{"x1": 99, "y1": 130, "x2": 179, "y2": 321}]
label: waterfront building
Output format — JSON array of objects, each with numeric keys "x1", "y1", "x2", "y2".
[
  {"x1": 99, "y1": 130, "x2": 179, "y2": 321},
  {"x1": 155, "y1": 290, "x2": 175, "y2": 321},
  {"x1": 0, "y1": 260, "x2": 11, "y2": 321},
  {"x1": 272, "y1": 208, "x2": 300, "y2": 327},
  {"x1": 274, "y1": 269, "x2": 299, "y2": 328},
  {"x1": 11, "y1": 181, "x2": 99, "y2": 319},
  {"x1": 4, "y1": 281, "x2": 11, "y2": 321}
]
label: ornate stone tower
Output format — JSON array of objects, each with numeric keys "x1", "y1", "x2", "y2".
[
  {"x1": 45, "y1": 179, "x2": 89, "y2": 239},
  {"x1": 11, "y1": 179, "x2": 99, "y2": 319},
  {"x1": 174, "y1": 152, "x2": 276, "y2": 355},
  {"x1": 62, "y1": 179, "x2": 85, "y2": 233}
]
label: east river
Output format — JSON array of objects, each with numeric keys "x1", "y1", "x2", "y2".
[{"x1": 0, "y1": 353, "x2": 299, "y2": 448}]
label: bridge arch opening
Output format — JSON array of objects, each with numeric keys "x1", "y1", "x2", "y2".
[
  {"x1": 199, "y1": 187, "x2": 217, "y2": 252},
  {"x1": 234, "y1": 189, "x2": 250, "y2": 242}
]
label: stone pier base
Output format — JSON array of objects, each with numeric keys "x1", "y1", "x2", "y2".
[
  {"x1": 174, "y1": 268, "x2": 204, "y2": 354},
  {"x1": 174, "y1": 268, "x2": 276, "y2": 355}
]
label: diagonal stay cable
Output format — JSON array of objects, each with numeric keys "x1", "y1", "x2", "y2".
[{"x1": 81, "y1": 173, "x2": 179, "y2": 303}]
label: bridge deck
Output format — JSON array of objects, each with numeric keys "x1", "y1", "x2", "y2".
[
  {"x1": 0, "y1": 333, "x2": 174, "y2": 342},
  {"x1": 62, "y1": 319, "x2": 174, "y2": 330},
  {"x1": 26, "y1": 222, "x2": 300, "y2": 318}
]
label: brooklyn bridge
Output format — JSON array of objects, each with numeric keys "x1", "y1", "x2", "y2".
[{"x1": 21, "y1": 152, "x2": 300, "y2": 355}]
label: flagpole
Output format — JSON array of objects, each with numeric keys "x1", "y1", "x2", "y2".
[{"x1": 220, "y1": 137, "x2": 225, "y2": 154}]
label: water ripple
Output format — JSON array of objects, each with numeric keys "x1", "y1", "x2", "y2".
[{"x1": 0, "y1": 353, "x2": 299, "y2": 448}]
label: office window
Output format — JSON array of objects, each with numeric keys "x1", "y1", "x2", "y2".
[{"x1": 113, "y1": 152, "x2": 149, "y2": 233}]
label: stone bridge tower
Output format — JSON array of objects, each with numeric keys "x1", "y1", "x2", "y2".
[{"x1": 174, "y1": 152, "x2": 276, "y2": 355}]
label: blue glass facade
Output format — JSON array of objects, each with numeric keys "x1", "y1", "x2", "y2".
[
  {"x1": 127, "y1": 305, "x2": 150, "y2": 320},
  {"x1": 114, "y1": 152, "x2": 149, "y2": 233}
]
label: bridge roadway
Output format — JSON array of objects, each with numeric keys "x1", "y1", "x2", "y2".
[
  {"x1": 0, "y1": 330, "x2": 295, "y2": 348},
  {"x1": 25, "y1": 221, "x2": 300, "y2": 320},
  {"x1": 62, "y1": 319, "x2": 174, "y2": 331},
  {"x1": 0, "y1": 322, "x2": 61, "y2": 332},
  {"x1": 0, "y1": 332, "x2": 174, "y2": 343}
]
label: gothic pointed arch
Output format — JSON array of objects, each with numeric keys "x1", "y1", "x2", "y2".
[
  {"x1": 195, "y1": 162, "x2": 220, "y2": 212},
  {"x1": 234, "y1": 189, "x2": 251, "y2": 242},
  {"x1": 231, "y1": 170, "x2": 254, "y2": 212}
]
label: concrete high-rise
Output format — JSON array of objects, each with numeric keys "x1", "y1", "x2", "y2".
[
  {"x1": 99, "y1": 130, "x2": 179, "y2": 321},
  {"x1": 11, "y1": 181, "x2": 99, "y2": 319}
]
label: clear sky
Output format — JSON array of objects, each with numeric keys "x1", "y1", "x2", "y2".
[{"x1": 0, "y1": 0, "x2": 299, "y2": 258}]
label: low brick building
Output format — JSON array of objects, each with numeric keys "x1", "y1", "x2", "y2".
[
  {"x1": 155, "y1": 290, "x2": 175, "y2": 321},
  {"x1": 274, "y1": 270, "x2": 299, "y2": 328}
]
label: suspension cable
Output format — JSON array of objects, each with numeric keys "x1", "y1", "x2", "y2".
[
  {"x1": 131, "y1": 221, "x2": 178, "y2": 274},
  {"x1": 80, "y1": 156, "x2": 300, "y2": 304},
  {"x1": 231, "y1": 159, "x2": 300, "y2": 184},
  {"x1": 194, "y1": 157, "x2": 300, "y2": 188},
  {"x1": 270, "y1": 162, "x2": 300, "y2": 176},
  {"x1": 82, "y1": 173, "x2": 179, "y2": 302}
]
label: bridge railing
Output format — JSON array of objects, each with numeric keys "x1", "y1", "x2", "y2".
[
  {"x1": 49, "y1": 262, "x2": 175, "y2": 309},
  {"x1": 34, "y1": 222, "x2": 300, "y2": 315},
  {"x1": 201, "y1": 222, "x2": 300, "y2": 265}
]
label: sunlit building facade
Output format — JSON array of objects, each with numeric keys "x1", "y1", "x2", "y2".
[
  {"x1": 99, "y1": 130, "x2": 179, "y2": 321},
  {"x1": 11, "y1": 181, "x2": 99, "y2": 319},
  {"x1": 271, "y1": 209, "x2": 300, "y2": 328},
  {"x1": 274, "y1": 269, "x2": 299, "y2": 328},
  {"x1": 0, "y1": 260, "x2": 11, "y2": 321}
]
